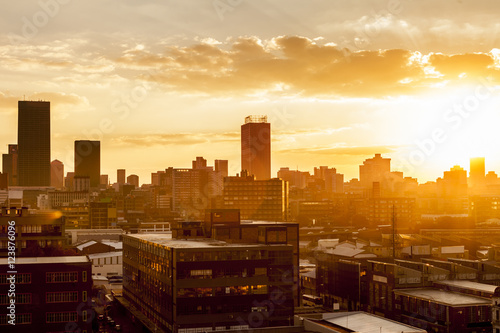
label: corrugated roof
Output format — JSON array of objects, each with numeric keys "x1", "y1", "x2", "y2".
[
  {"x1": 321, "y1": 312, "x2": 427, "y2": 333},
  {"x1": 393, "y1": 288, "x2": 492, "y2": 306}
]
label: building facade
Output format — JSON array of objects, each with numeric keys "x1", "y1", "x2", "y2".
[
  {"x1": 74, "y1": 140, "x2": 100, "y2": 188},
  {"x1": 17, "y1": 101, "x2": 51, "y2": 186},
  {"x1": 123, "y1": 233, "x2": 294, "y2": 333},
  {"x1": 0, "y1": 256, "x2": 92, "y2": 333},
  {"x1": 241, "y1": 115, "x2": 271, "y2": 180},
  {"x1": 223, "y1": 173, "x2": 289, "y2": 221}
]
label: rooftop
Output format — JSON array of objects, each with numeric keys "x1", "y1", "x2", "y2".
[
  {"x1": 393, "y1": 288, "x2": 492, "y2": 306},
  {"x1": 126, "y1": 233, "x2": 289, "y2": 249},
  {"x1": 0, "y1": 256, "x2": 89, "y2": 265},
  {"x1": 318, "y1": 312, "x2": 426, "y2": 333},
  {"x1": 435, "y1": 280, "x2": 500, "y2": 295}
]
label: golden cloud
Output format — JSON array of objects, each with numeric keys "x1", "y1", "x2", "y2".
[{"x1": 112, "y1": 36, "x2": 500, "y2": 97}]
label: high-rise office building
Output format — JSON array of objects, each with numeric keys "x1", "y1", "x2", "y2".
[
  {"x1": 214, "y1": 159, "x2": 228, "y2": 177},
  {"x1": 469, "y1": 157, "x2": 486, "y2": 188},
  {"x1": 241, "y1": 115, "x2": 271, "y2": 180},
  {"x1": 117, "y1": 169, "x2": 126, "y2": 185},
  {"x1": 127, "y1": 174, "x2": 139, "y2": 188},
  {"x1": 100, "y1": 174, "x2": 109, "y2": 187},
  {"x1": 17, "y1": 101, "x2": 51, "y2": 186},
  {"x1": 74, "y1": 140, "x2": 100, "y2": 188},
  {"x1": 2, "y1": 144, "x2": 18, "y2": 187},
  {"x1": 359, "y1": 153, "x2": 391, "y2": 188},
  {"x1": 50, "y1": 159, "x2": 64, "y2": 189}
]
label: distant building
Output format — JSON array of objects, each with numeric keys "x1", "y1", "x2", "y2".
[
  {"x1": 0, "y1": 256, "x2": 92, "y2": 333},
  {"x1": 469, "y1": 157, "x2": 486, "y2": 189},
  {"x1": 223, "y1": 172, "x2": 289, "y2": 221},
  {"x1": 74, "y1": 175, "x2": 90, "y2": 192},
  {"x1": 117, "y1": 169, "x2": 126, "y2": 185},
  {"x1": 359, "y1": 154, "x2": 391, "y2": 189},
  {"x1": 241, "y1": 115, "x2": 271, "y2": 180},
  {"x1": 89, "y1": 201, "x2": 117, "y2": 229},
  {"x1": 50, "y1": 159, "x2": 64, "y2": 189},
  {"x1": 17, "y1": 101, "x2": 51, "y2": 186},
  {"x1": 65, "y1": 172, "x2": 75, "y2": 191},
  {"x1": 74, "y1": 140, "x2": 100, "y2": 188},
  {"x1": 126, "y1": 174, "x2": 139, "y2": 188},
  {"x1": 100, "y1": 174, "x2": 109, "y2": 187},
  {"x1": 2, "y1": 144, "x2": 18, "y2": 187}
]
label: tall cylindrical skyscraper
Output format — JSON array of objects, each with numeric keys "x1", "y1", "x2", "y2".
[{"x1": 17, "y1": 101, "x2": 51, "y2": 186}]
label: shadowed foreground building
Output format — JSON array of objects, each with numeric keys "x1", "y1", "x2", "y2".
[
  {"x1": 123, "y1": 229, "x2": 295, "y2": 332},
  {"x1": 0, "y1": 256, "x2": 92, "y2": 333},
  {"x1": 0, "y1": 207, "x2": 66, "y2": 257}
]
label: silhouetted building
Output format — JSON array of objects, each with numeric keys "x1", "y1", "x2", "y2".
[
  {"x1": 126, "y1": 174, "x2": 139, "y2": 188},
  {"x1": 17, "y1": 101, "x2": 51, "y2": 186},
  {"x1": 74, "y1": 140, "x2": 100, "y2": 188},
  {"x1": 2, "y1": 144, "x2": 18, "y2": 186},
  {"x1": 50, "y1": 159, "x2": 64, "y2": 189},
  {"x1": 0, "y1": 256, "x2": 92, "y2": 333},
  {"x1": 117, "y1": 169, "x2": 126, "y2": 185},
  {"x1": 241, "y1": 115, "x2": 271, "y2": 180}
]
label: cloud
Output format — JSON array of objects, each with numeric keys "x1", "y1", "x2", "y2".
[
  {"x1": 113, "y1": 36, "x2": 500, "y2": 98},
  {"x1": 0, "y1": 91, "x2": 88, "y2": 113},
  {"x1": 110, "y1": 132, "x2": 239, "y2": 147},
  {"x1": 277, "y1": 145, "x2": 399, "y2": 156}
]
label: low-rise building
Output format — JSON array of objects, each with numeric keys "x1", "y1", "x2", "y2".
[{"x1": 0, "y1": 256, "x2": 92, "y2": 332}]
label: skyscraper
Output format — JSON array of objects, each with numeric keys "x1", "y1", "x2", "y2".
[
  {"x1": 17, "y1": 101, "x2": 51, "y2": 186},
  {"x1": 469, "y1": 157, "x2": 486, "y2": 188},
  {"x1": 241, "y1": 115, "x2": 271, "y2": 180},
  {"x1": 74, "y1": 140, "x2": 100, "y2": 188},
  {"x1": 117, "y1": 169, "x2": 126, "y2": 185}
]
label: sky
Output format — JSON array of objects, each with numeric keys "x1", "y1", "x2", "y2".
[{"x1": 2, "y1": 0, "x2": 500, "y2": 184}]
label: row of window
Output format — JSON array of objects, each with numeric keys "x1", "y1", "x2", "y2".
[
  {"x1": 0, "y1": 313, "x2": 31, "y2": 325},
  {"x1": 0, "y1": 293, "x2": 32, "y2": 304},
  {"x1": 0, "y1": 274, "x2": 31, "y2": 284},
  {"x1": 46, "y1": 272, "x2": 79, "y2": 283},
  {"x1": 0, "y1": 291, "x2": 87, "y2": 304},
  {"x1": 0, "y1": 272, "x2": 87, "y2": 284},
  {"x1": 177, "y1": 285, "x2": 268, "y2": 297}
]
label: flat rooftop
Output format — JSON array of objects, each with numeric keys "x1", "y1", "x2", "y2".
[
  {"x1": 0, "y1": 256, "x2": 89, "y2": 265},
  {"x1": 394, "y1": 288, "x2": 492, "y2": 306},
  {"x1": 319, "y1": 312, "x2": 426, "y2": 333},
  {"x1": 126, "y1": 233, "x2": 290, "y2": 249},
  {"x1": 435, "y1": 280, "x2": 500, "y2": 294}
]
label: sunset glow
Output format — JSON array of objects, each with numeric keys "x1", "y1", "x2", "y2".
[{"x1": 1, "y1": 1, "x2": 500, "y2": 183}]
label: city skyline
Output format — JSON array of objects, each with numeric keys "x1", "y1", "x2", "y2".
[{"x1": 1, "y1": 1, "x2": 500, "y2": 183}]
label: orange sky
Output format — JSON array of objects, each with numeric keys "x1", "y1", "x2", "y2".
[{"x1": 1, "y1": 1, "x2": 500, "y2": 184}]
